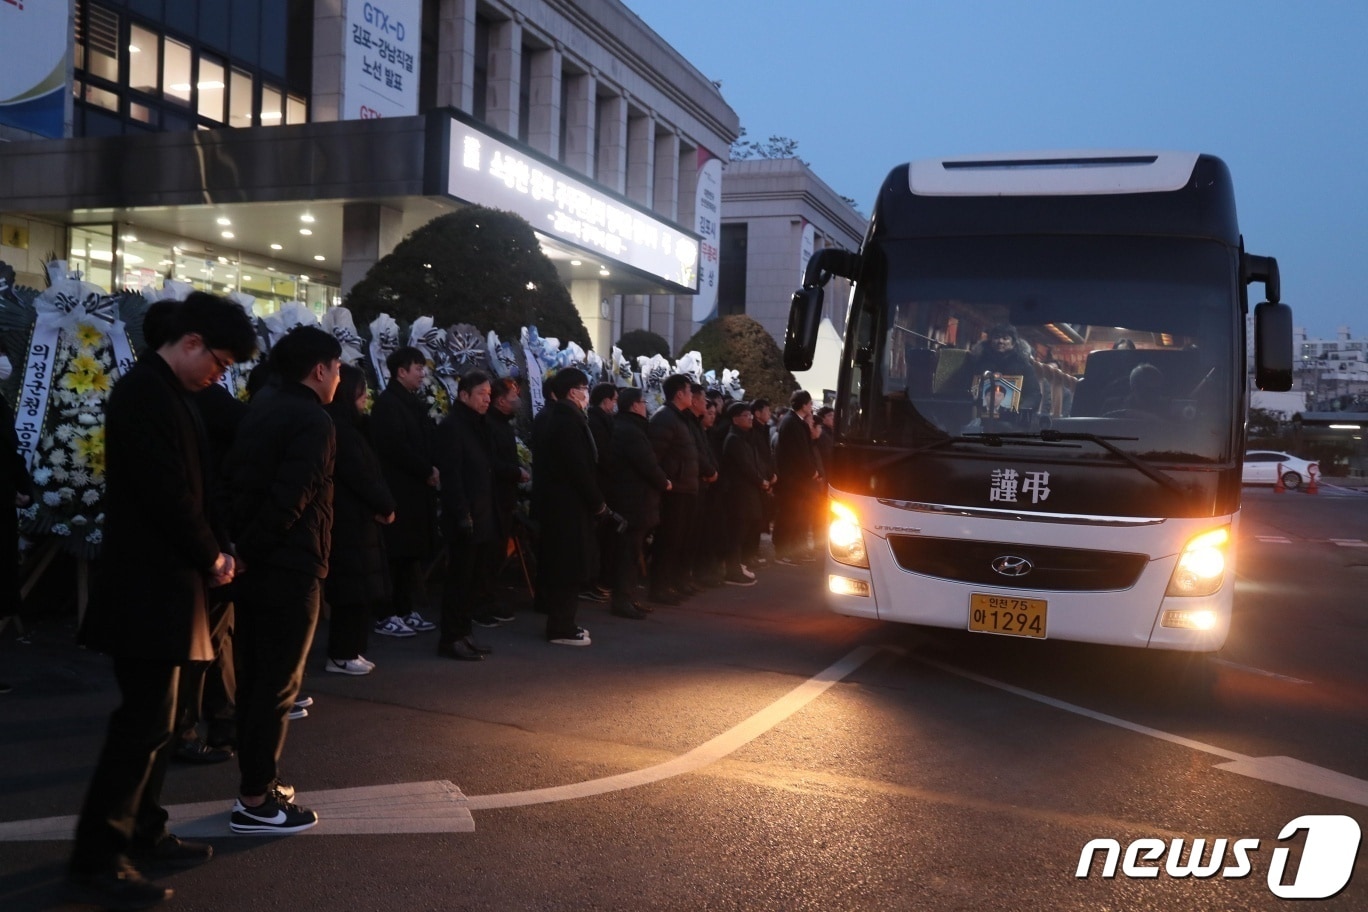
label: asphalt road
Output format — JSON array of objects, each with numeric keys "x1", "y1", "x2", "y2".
[{"x1": 1, "y1": 482, "x2": 1366, "y2": 911}]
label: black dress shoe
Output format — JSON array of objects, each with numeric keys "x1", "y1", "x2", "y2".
[
  {"x1": 129, "y1": 833, "x2": 214, "y2": 869},
  {"x1": 610, "y1": 603, "x2": 647, "y2": 619},
  {"x1": 437, "y1": 640, "x2": 484, "y2": 661},
  {"x1": 68, "y1": 861, "x2": 172, "y2": 910},
  {"x1": 632, "y1": 600, "x2": 654, "y2": 614},
  {"x1": 461, "y1": 635, "x2": 492, "y2": 655},
  {"x1": 174, "y1": 739, "x2": 233, "y2": 764}
]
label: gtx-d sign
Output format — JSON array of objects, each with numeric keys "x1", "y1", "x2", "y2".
[{"x1": 1077, "y1": 815, "x2": 1360, "y2": 899}]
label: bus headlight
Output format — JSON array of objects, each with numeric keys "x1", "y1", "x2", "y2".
[
  {"x1": 1164, "y1": 526, "x2": 1230, "y2": 598},
  {"x1": 828, "y1": 500, "x2": 868, "y2": 568}
]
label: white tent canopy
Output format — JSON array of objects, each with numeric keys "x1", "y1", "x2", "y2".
[{"x1": 792, "y1": 317, "x2": 843, "y2": 405}]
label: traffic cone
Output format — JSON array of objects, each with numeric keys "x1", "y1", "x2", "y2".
[
  {"x1": 1306, "y1": 465, "x2": 1319, "y2": 494},
  {"x1": 1273, "y1": 465, "x2": 1285, "y2": 494}
]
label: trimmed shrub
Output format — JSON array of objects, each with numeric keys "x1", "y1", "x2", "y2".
[
  {"x1": 615, "y1": 328, "x2": 671, "y2": 362},
  {"x1": 344, "y1": 207, "x2": 591, "y2": 349},
  {"x1": 679, "y1": 314, "x2": 798, "y2": 405}
]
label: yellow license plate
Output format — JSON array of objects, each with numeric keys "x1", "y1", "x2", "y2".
[{"x1": 969, "y1": 594, "x2": 1047, "y2": 638}]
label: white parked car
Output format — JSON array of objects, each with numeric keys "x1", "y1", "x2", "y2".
[{"x1": 1242, "y1": 451, "x2": 1319, "y2": 490}]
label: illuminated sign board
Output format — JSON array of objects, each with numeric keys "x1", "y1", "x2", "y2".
[{"x1": 445, "y1": 118, "x2": 699, "y2": 292}]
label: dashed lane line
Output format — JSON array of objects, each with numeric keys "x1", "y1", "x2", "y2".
[{"x1": 921, "y1": 658, "x2": 1368, "y2": 808}]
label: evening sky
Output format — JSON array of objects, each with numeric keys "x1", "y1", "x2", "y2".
[{"x1": 626, "y1": 0, "x2": 1365, "y2": 340}]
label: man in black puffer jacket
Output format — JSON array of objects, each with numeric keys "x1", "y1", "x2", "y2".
[{"x1": 225, "y1": 326, "x2": 340, "y2": 836}]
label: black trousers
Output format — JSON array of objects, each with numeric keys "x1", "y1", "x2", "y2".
[
  {"x1": 234, "y1": 567, "x2": 320, "y2": 797},
  {"x1": 327, "y1": 598, "x2": 375, "y2": 660},
  {"x1": 650, "y1": 492, "x2": 695, "y2": 594},
  {"x1": 71, "y1": 658, "x2": 180, "y2": 874},
  {"x1": 440, "y1": 535, "x2": 499, "y2": 642},
  {"x1": 387, "y1": 557, "x2": 424, "y2": 620},
  {"x1": 542, "y1": 582, "x2": 580, "y2": 640},
  {"x1": 611, "y1": 522, "x2": 650, "y2": 608},
  {"x1": 174, "y1": 596, "x2": 236, "y2": 747}
]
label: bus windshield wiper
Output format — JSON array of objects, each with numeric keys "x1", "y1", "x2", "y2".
[
  {"x1": 862, "y1": 433, "x2": 1079, "y2": 475},
  {"x1": 977, "y1": 429, "x2": 1187, "y2": 495}
]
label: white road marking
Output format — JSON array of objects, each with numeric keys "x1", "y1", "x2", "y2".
[
  {"x1": 1253, "y1": 535, "x2": 1291, "y2": 543},
  {"x1": 0, "y1": 646, "x2": 891, "y2": 839},
  {"x1": 922, "y1": 658, "x2": 1368, "y2": 808},
  {"x1": 1210, "y1": 658, "x2": 1311, "y2": 684},
  {"x1": 1329, "y1": 538, "x2": 1368, "y2": 548}
]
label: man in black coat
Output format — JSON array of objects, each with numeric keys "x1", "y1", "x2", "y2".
[
  {"x1": 225, "y1": 326, "x2": 340, "y2": 836},
  {"x1": 70, "y1": 292, "x2": 257, "y2": 910},
  {"x1": 532, "y1": 368, "x2": 611, "y2": 645},
  {"x1": 586, "y1": 382, "x2": 618, "y2": 598},
  {"x1": 606, "y1": 388, "x2": 670, "y2": 619},
  {"x1": 721, "y1": 402, "x2": 768, "y2": 585},
  {"x1": 368, "y1": 346, "x2": 439, "y2": 636},
  {"x1": 486, "y1": 377, "x2": 528, "y2": 590},
  {"x1": 434, "y1": 370, "x2": 499, "y2": 660},
  {"x1": 647, "y1": 374, "x2": 698, "y2": 604},
  {"x1": 773, "y1": 390, "x2": 821, "y2": 562}
]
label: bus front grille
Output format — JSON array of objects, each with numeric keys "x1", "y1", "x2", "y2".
[{"x1": 885, "y1": 535, "x2": 1148, "y2": 591}]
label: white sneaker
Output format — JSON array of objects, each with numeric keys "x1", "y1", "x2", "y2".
[
  {"x1": 325, "y1": 658, "x2": 372, "y2": 675},
  {"x1": 356, "y1": 655, "x2": 376, "y2": 670},
  {"x1": 374, "y1": 616, "x2": 416, "y2": 637},
  {"x1": 740, "y1": 565, "x2": 756, "y2": 580},
  {"x1": 402, "y1": 611, "x2": 436, "y2": 632},
  {"x1": 288, "y1": 706, "x2": 309, "y2": 720},
  {"x1": 549, "y1": 627, "x2": 592, "y2": 647}
]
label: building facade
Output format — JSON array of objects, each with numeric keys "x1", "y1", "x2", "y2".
[
  {"x1": 718, "y1": 158, "x2": 865, "y2": 346},
  {"x1": 0, "y1": 0, "x2": 740, "y2": 353}
]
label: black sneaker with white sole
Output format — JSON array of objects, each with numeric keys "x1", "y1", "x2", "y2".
[{"x1": 230, "y1": 794, "x2": 318, "y2": 834}]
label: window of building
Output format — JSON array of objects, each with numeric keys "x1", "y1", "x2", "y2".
[
  {"x1": 718, "y1": 223, "x2": 749, "y2": 315},
  {"x1": 84, "y1": 83, "x2": 120, "y2": 113},
  {"x1": 229, "y1": 68, "x2": 254, "y2": 127},
  {"x1": 85, "y1": 4, "x2": 121, "y2": 83},
  {"x1": 164, "y1": 38, "x2": 192, "y2": 105},
  {"x1": 129, "y1": 101, "x2": 159, "y2": 126},
  {"x1": 260, "y1": 84, "x2": 283, "y2": 124},
  {"x1": 286, "y1": 93, "x2": 307, "y2": 125},
  {"x1": 69, "y1": 226, "x2": 116, "y2": 292},
  {"x1": 198, "y1": 56, "x2": 226, "y2": 122},
  {"x1": 129, "y1": 25, "x2": 159, "y2": 94}
]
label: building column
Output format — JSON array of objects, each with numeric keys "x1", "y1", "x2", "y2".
[
  {"x1": 653, "y1": 129, "x2": 679, "y2": 220},
  {"x1": 485, "y1": 16, "x2": 521, "y2": 136},
  {"x1": 570, "y1": 278, "x2": 610, "y2": 354},
  {"x1": 595, "y1": 92, "x2": 627, "y2": 194},
  {"x1": 311, "y1": 0, "x2": 345, "y2": 122},
  {"x1": 626, "y1": 111, "x2": 655, "y2": 207},
  {"x1": 526, "y1": 46, "x2": 562, "y2": 157},
  {"x1": 621, "y1": 294, "x2": 649, "y2": 336},
  {"x1": 674, "y1": 144, "x2": 702, "y2": 346},
  {"x1": 562, "y1": 70, "x2": 596, "y2": 176},
  {"x1": 437, "y1": 0, "x2": 477, "y2": 111},
  {"x1": 650, "y1": 294, "x2": 676, "y2": 349},
  {"x1": 341, "y1": 203, "x2": 404, "y2": 297}
]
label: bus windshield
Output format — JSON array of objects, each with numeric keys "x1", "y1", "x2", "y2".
[{"x1": 842, "y1": 235, "x2": 1240, "y2": 464}]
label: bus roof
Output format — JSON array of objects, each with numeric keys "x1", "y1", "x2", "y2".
[{"x1": 907, "y1": 151, "x2": 1202, "y2": 197}]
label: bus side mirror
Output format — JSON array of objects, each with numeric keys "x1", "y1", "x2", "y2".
[
  {"x1": 784, "y1": 285, "x2": 824, "y2": 371},
  {"x1": 1254, "y1": 300, "x2": 1293, "y2": 391}
]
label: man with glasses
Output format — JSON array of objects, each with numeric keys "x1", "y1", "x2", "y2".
[{"x1": 70, "y1": 293, "x2": 257, "y2": 910}]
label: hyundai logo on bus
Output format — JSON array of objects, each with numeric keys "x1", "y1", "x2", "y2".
[
  {"x1": 991, "y1": 555, "x2": 1033, "y2": 577},
  {"x1": 1076, "y1": 815, "x2": 1360, "y2": 900}
]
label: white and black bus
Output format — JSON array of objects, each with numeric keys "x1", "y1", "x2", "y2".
[{"x1": 786, "y1": 151, "x2": 1292, "y2": 651}]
